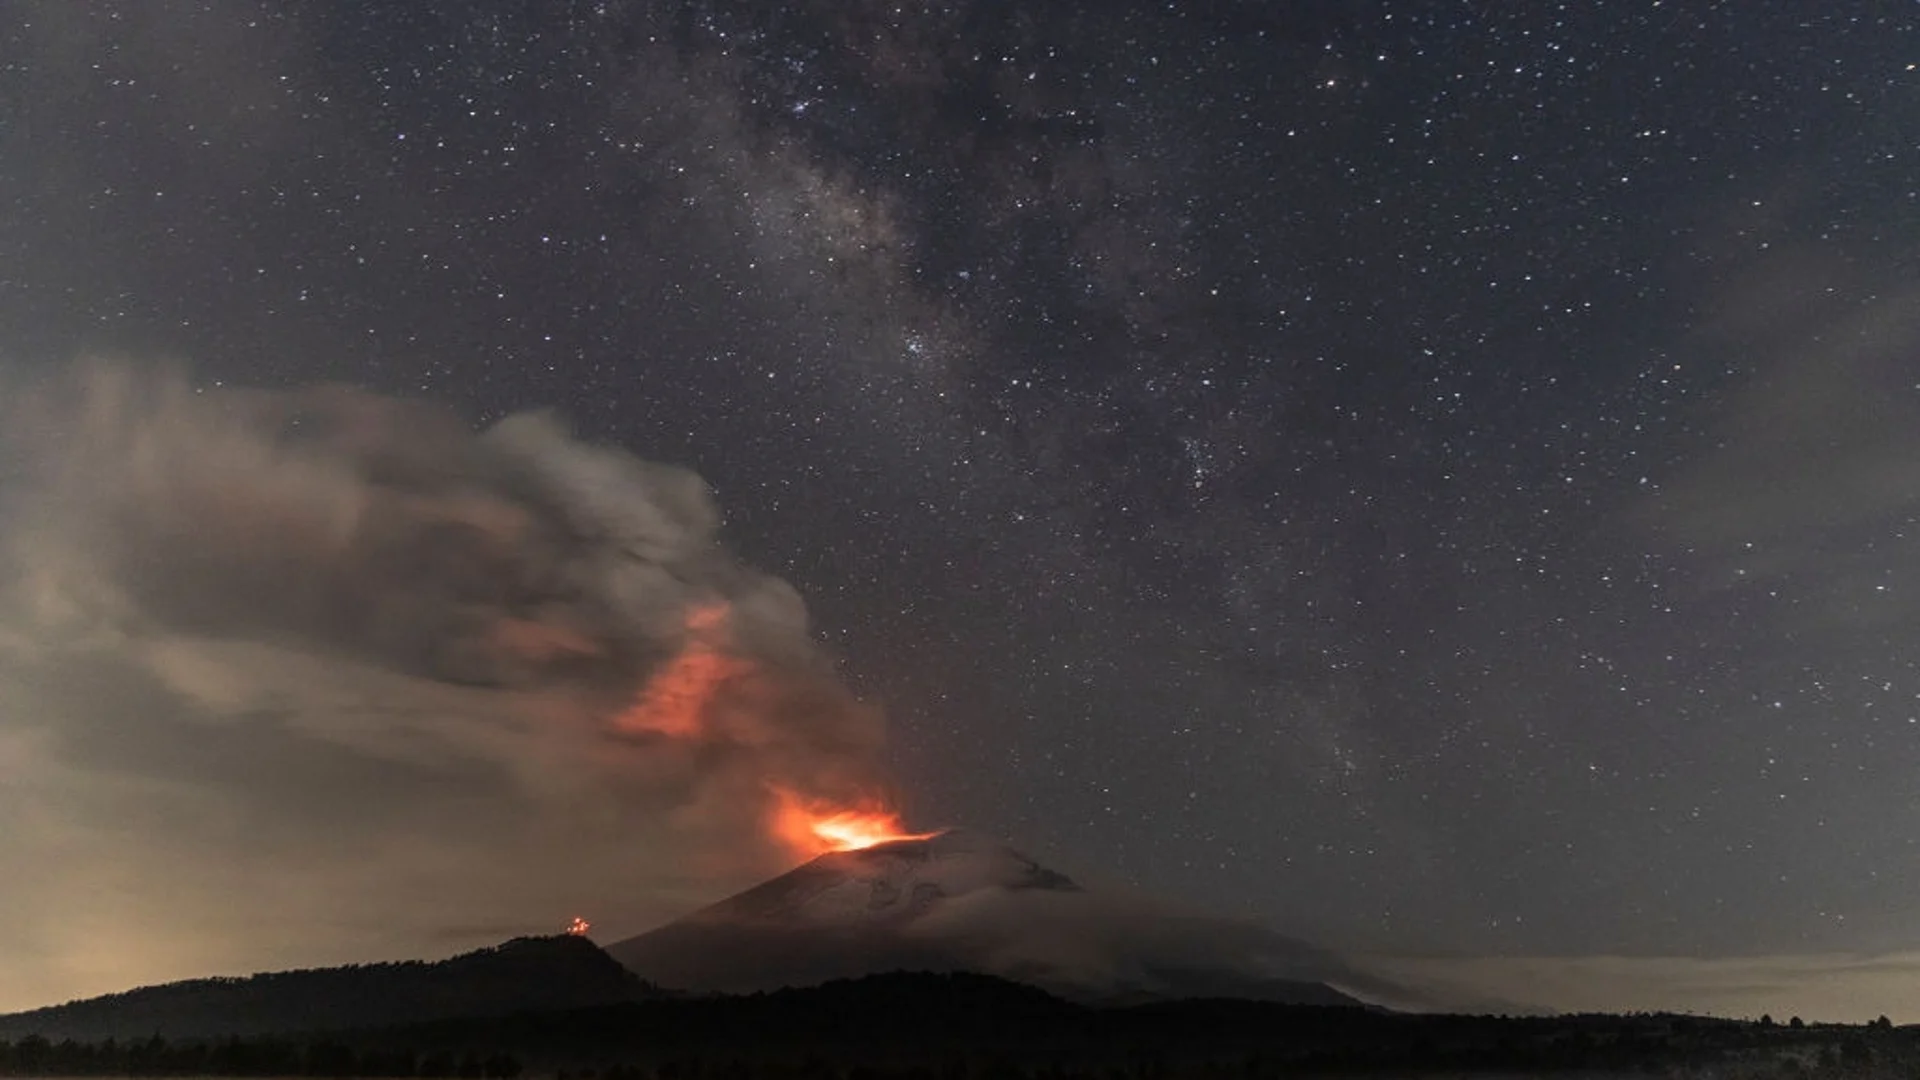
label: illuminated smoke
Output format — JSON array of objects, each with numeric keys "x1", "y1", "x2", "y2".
[
  {"x1": 0, "y1": 360, "x2": 890, "y2": 848},
  {"x1": 616, "y1": 603, "x2": 748, "y2": 740}
]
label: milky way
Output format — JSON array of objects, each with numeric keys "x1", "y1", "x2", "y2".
[{"x1": 2, "y1": 1, "x2": 1918, "y2": 1019}]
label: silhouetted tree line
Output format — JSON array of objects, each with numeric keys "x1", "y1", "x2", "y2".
[
  {"x1": 0, "y1": 1033, "x2": 523, "y2": 1078},
  {"x1": 352, "y1": 974, "x2": 1920, "y2": 1078},
  {"x1": 7, "y1": 971, "x2": 1920, "y2": 1078},
  {"x1": 4, "y1": 1023, "x2": 1919, "y2": 1080}
]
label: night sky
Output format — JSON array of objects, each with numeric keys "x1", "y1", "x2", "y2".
[{"x1": 3, "y1": 1, "x2": 1920, "y2": 1020}]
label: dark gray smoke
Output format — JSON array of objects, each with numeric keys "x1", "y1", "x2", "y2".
[
  {"x1": 7, "y1": 359, "x2": 881, "y2": 768},
  {"x1": 0, "y1": 360, "x2": 888, "y2": 1008}
]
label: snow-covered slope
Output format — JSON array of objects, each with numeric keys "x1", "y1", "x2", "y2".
[
  {"x1": 678, "y1": 828, "x2": 1078, "y2": 927},
  {"x1": 607, "y1": 829, "x2": 1380, "y2": 1007}
]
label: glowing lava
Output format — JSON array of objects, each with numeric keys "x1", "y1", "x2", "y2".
[
  {"x1": 566, "y1": 916, "x2": 591, "y2": 936},
  {"x1": 771, "y1": 787, "x2": 936, "y2": 858},
  {"x1": 807, "y1": 808, "x2": 932, "y2": 851}
]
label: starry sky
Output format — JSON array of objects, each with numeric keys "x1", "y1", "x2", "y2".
[{"x1": 3, "y1": 0, "x2": 1919, "y2": 1020}]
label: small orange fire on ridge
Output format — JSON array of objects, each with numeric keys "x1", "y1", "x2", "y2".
[
  {"x1": 565, "y1": 916, "x2": 591, "y2": 936},
  {"x1": 770, "y1": 787, "x2": 936, "y2": 858}
]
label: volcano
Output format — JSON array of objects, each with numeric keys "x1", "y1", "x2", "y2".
[{"x1": 607, "y1": 829, "x2": 1374, "y2": 1007}]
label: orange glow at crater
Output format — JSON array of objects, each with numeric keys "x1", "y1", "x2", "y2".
[
  {"x1": 565, "y1": 916, "x2": 591, "y2": 936},
  {"x1": 770, "y1": 787, "x2": 935, "y2": 858}
]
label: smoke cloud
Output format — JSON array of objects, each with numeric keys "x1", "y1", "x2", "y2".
[
  {"x1": 0, "y1": 359, "x2": 886, "y2": 1009},
  {"x1": 896, "y1": 885, "x2": 1388, "y2": 1004}
]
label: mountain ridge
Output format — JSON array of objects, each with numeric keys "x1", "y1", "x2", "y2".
[
  {"x1": 0, "y1": 935, "x2": 655, "y2": 1041},
  {"x1": 0, "y1": 831, "x2": 1391, "y2": 1041}
]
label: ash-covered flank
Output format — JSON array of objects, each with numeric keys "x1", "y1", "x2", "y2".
[{"x1": 609, "y1": 828, "x2": 1377, "y2": 1007}]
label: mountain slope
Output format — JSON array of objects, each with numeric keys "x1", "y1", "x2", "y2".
[
  {"x1": 0, "y1": 935, "x2": 654, "y2": 1041},
  {"x1": 608, "y1": 829, "x2": 1373, "y2": 1006}
]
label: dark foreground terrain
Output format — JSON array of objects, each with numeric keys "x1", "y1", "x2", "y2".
[
  {"x1": 3, "y1": 969, "x2": 1916, "y2": 1079},
  {"x1": 0, "y1": 937, "x2": 653, "y2": 1042}
]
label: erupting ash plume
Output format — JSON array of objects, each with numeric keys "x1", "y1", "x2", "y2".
[
  {"x1": 0, "y1": 360, "x2": 905, "y2": 881},
  {"x1": 619, "y1": 603, "x2": 744, "y2": 740}
]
